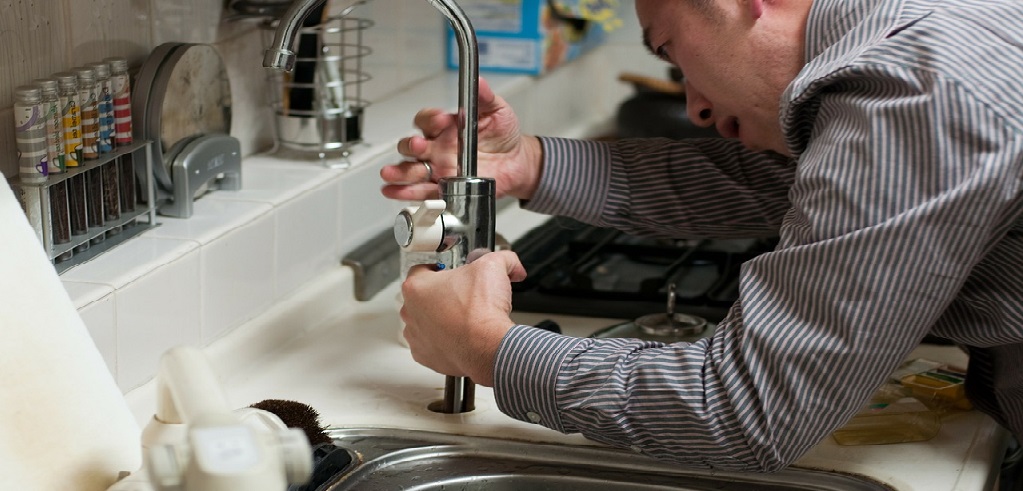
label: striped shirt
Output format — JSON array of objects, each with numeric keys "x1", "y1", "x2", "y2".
[{"x1": 494, "y1": 0, "x2": 1023, "y2": 472}]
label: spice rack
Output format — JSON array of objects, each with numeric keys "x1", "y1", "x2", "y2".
[{"x1": 11, "y1": 140, "x2": 157, "y2": 274}]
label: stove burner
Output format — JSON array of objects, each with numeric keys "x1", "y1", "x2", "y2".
[
  {"x1": 636, "y1": 311, "x2": 707, "y2": 337},
  {"x1": 510, "y1": 218, "x2": 777, "y2": 322},
  {"x1": 633, "y1": 283, "x2": 708, "y2": 337}
]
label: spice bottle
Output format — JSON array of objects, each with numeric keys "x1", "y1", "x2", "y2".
[
  {"x1": 105, "y1": 57, "x2": 133, "y2": 148},
  {"x1": 74, "y1": 67, "x2": 99, "y2": 161},
  {"x1": 54, "y1": 72, "x2": 83, "y2": 169},
  {"x1": 87, "y1": 62, "x2": 115, "y2": 155},
  {"x1": 14, "y1": 85, "x2": 48, "y2": 184},
  {"x1": 14, "y1": 86, "x2": 49, "y2": 246},
  {"x1": 105, "y1": 57, "x2": 136, "y2": 214},
  {"x1": 34, "y1": 79, "x2": 65, "y2": 175},
  {"x1": 34, "y1": 79, "x2": 72, "y2": 262},
  {"x1": 54, "y1": 72, "x2": 89, "y2": 247},
  {"x1": 86, "y1": 62, "x2": 121, "y2": 231},
  {"x1": 74, "y1": 67, "x2": 105, "y2": 243}
]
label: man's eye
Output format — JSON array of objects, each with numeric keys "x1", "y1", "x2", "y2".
[{"x1": 655, "y1": 46, "x2": 670, "y2": 61}]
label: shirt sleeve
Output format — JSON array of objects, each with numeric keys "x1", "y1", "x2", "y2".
[
  {"x1": 496, "y1": 68, "x2": 1023, "y2": 471},
  {"x1": 525, "y1": 136, "x2": 796, "y2": 239}
]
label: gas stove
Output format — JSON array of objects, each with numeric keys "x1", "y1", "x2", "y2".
[{"x1": 510, "y1": 217, "x2": 778, "y2": 324}]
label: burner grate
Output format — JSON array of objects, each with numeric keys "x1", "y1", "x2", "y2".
[{"x1": 511, "y1": 218, "x2": 776, "y2": 322}]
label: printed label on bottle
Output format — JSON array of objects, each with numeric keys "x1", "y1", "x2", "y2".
[
  {"x1": 60, "y1": 93, "x2": 83, "y2": 167},
  {"x1": 110, "y1": 73, "x2": 133, "y2": 146},
  {"x1": 15, "y1": 104, "x2": 49, "y2": 182},
  {"x1": 97, "y1": 81, "x2": 114, "y2": 154},
  {"x1": 43, "y1": 100, "x2": 65, "y2": 173},
  {"x1": 79, "y1": 88, "x2": 99, "y2": 159}
]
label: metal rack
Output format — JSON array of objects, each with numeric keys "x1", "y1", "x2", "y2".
[
  {"x1": 260, "y1": 11, "x2": 373, "y2": 165},
  {"x1": 11, "y1": 140, "x2": 157, "y2": 273}
]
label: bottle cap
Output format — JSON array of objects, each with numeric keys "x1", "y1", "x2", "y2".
[
  {"x1": 86, "y1": 61, "x2": 111, "y2": 80},
  {"x1": 53, "y1": 72, "x2": 79, "y2": 91},
  {"x1": 33, "y1": 78, "x2": 59, "y2": 97},
  {"x1": 14, "y1": 85, "x2": 42, "y2": 104},
  {"x1": 73, "y1": 66, "x2": 96, "y2": 85},
  {"x1": 103, "y1": 57, "x2": 129, "y2": 74}
]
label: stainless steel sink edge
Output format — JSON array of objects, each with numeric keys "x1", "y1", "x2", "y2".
[{"x1": 321, "y1": 427, "x2": 896, "y2": 491}]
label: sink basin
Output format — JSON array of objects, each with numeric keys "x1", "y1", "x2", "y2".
[{"x1": 322, "y1": 428, "x2": 893, "y2": 491}]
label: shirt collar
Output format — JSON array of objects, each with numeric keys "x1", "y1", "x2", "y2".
[{"x1": 803, "y1": 0, "x2": 890, "y2": 62}]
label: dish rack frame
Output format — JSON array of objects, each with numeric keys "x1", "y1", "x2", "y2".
[
  {"x1": 261, "y1": 12, "x2": 373, "y2": 165},
  {"x1": 10, "y1": 140, "x2": 157, "y2": 274}
]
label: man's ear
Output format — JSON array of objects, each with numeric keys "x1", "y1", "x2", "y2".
[{"x1": 748, "y1": 0, "x2": 765, "y2": 18}]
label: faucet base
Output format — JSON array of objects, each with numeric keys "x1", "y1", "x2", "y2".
[{"x1": 428, "y1": 376, "x2": 476, "y2": 414}]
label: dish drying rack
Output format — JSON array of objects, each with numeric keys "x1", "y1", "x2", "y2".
[{"x1": 260, "y1": 6, "x2": 373, "y2": 166}]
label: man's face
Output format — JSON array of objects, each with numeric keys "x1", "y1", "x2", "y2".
[{"x1": 636, "y1": 0, "x2": 806, "y2": 155}]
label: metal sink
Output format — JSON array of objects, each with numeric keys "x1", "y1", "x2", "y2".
[{"x1": 323, "y1": 428, "x2": 894, "y2": 491}]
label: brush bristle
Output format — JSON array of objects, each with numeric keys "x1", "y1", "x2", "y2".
[{"x1": 250, "y1": 399, "x2": 332, "y2": 446}]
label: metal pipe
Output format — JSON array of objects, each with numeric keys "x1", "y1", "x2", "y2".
[
  {"x1": 429, "y1": 0, "x2": 485, "y2": 415},
  {"x1": 428, "y1": 0, "x2": 479, "y2": 178},
  {"x1": 430, "y1": 0, "x2": 486, "y2": 415}
]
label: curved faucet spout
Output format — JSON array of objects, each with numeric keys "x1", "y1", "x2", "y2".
[
  {"x1": 262, "y1": 0, "x2": 366, "y2": 71},
  {"x1": 263, "y1": 0, "x2": 326, "y2": 71},
  {"x1": 427, "y1": 0, "x2": 479, "y2": 178}
]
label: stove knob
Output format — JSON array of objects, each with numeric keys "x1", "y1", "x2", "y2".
[{"x1": 394, "y1": 199, "x2": 448, "y2": 252}]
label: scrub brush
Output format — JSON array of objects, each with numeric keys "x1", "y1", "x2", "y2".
[
  {"x1": 250, "y1": 399, "x2": 333, "y2": 446},
  {"x1": 250, "y1": 399, "x2": 354, "y2": 491}
]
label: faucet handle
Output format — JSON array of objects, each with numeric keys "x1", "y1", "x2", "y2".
[{"x1": 394, "y1": 199, "x2": 448, "y2": 253}]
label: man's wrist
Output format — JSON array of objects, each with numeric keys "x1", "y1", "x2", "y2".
[
  {"x1": 464, "y1": 318, "x2": 515, "y2": 386},
  {"x1": 512, "y1": 136, "x2": 544, "y2": 201}
]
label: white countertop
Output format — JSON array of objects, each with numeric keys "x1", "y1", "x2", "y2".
[{"x1": 122, "y1": 203, "x2": 1008, "y2": 491}]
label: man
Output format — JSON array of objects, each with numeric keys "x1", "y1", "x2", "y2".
[{"x1": 380, "y1": 0, "x2": 1023, "y2": 472}]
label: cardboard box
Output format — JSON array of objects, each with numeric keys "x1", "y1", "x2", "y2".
[{"x1": 446, "y1": 0, "x2": 622, "y2": 75}]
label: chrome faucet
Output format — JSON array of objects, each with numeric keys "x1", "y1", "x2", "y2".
[
  {"x1": 265, "y1": 0, "x2": 493, "y2": 415},
  {"x1": 263, "y1": 0, "x2": 363, "y2": 72}
]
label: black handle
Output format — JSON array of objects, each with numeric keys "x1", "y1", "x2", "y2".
[
  {"x1": 534, "y1": 319, "x2": 562, "y2": 334},
  {"x1": 288, "y1": 2, "x2": 328, "y2": 113}
]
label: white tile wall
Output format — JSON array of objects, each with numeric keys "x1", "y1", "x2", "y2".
[
  {"x1": 8, "y1": 0, "x2": 666, "y2": 392},
  {"x1": 110, "y1": 249, "x2": 202, "y2": 390},
  {"x1": 77, "y1": 293, "x2": 119, "y2": 375},
  {"x1": 146, "y1": 198, "x2": 277, "y2": 343},
  {"x1": 199, "y1": 156, "x2": 346, "y2": 297},
  {"x1": 194, "y1": 212, "x2": 276, "y2": 343},
  {"x1": 272, "y1": 179, "x2": 343, "y2": 297},
  {"x1": 62, "y1": 280, "x2": 118, "y2": 376},
  {"x1": 334, "y1": 152, "x2": 408, "y2": 257},
  {"x1": 60, "y1": 236, "x2": 201, "y2": 390}
]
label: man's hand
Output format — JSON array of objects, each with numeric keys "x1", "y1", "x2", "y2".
[
  {"x1": 380, "y1": 77, "x2": 544, "y2": 202},
  {"x1": 399, "y1": 250, "x2": 527, "y2": 386}
]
